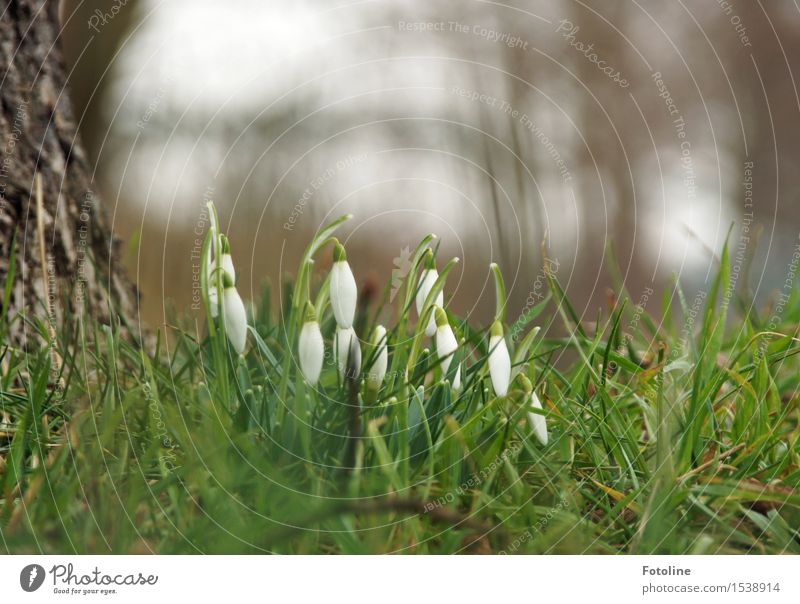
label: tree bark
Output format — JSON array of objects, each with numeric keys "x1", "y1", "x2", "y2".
[{"x1": 0, "y1": 0, "x2": 135, "y2": 343}]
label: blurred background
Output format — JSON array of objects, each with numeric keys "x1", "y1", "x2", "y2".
[{"x1": 58, "y1": 0, "x2": 800, "y2": 328}]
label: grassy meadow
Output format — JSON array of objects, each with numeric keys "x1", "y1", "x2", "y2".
[{"x1": 1, "y1": 211, "x2": 798, "y2": 554}]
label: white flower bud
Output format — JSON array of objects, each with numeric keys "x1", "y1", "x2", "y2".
[
  {"x1": 527, "y1": 391, "x2": 548, "y2": 446},
  {"x1": 366, "y1": 325, "x2": 388, "y2": 390},
  {"x1": 416, "y1": 250, "x2": 443, "y2": 337},
  {"x1": 488, "y1": 321, "x2": 511, "y2": 396},
  {"x1": 335, "y1": 326, "x2": 360, "y2": 380},
  {"x1": 329, "y1": 242, "x2": 357, "y2": 329},
  {"x1": 208, "y1": 235, "x2": 236, "y2": 318},
  {"x1": 298, "y1": 302, "x2": 324, "y2": 386},
  {"x1": 220, "y1": 253, "x2": 235, "y2": 284},
  {"x1": 434, "y1": 306, "x2": 460, "y2": 387},
  {"x1": 222, "y1": 273, "x2": 247, "y2": 354}
]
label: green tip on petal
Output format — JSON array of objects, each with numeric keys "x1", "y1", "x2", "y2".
[
  {"x1": 434, "y1": 306, "x2": 448, "y2": 327},
  {"x1": 490, "y1": 320, "x2": 504, "y2": 338},
  {"x1": 220, "y1": 234, "x2": 231, "y2": 254},
  {"x1": 333, "y1": 242, "x2": 347, "y2": 262},
  {"x1": 222, "y1": 272, "x2": 235, "y2": 289},
  {"x1": 423, "y1": 248, "x2": 435, "y2": 269},
  {"x1": 518, "y1": 375, "x2": 532, "y2": 394},
  {"x1": 303, "y1": 301, "x2": 317, "y2": 323}
]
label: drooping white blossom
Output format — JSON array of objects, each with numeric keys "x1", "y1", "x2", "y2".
[
  {"x1": 334, "y1": 326, "x2": 361, "y2": 380},
  {"x1": 416, "y1": 250, "x2": 443, "y2": 337},
  {"x1": 329, "y1": 242, "x2": 358, "y2": 329},
  {"x1": 366, "y1": 325, "x2": 388, "y2": 390},
  {"x1": 518, "y1": 375, "x2": 548, "y2": 445},
  {"x1": 434, "y1": 306, "x2": 460, "y2": 388},
  {"x1": 527, "y1": 392, "x2": 548, "y2": 446},
  {"x1": 209, "y1": 235, "x2": 236, "y2": 318},
  {"x1": 222, "y1": 273, "x2": 247, "y2": 354},
  {"x1": 298, "y1": 302, "x2": 324, "y2": 386},
  {"x1": 488, "y1": 320, "x2": 511, "y2": 396},
  {"x1": 527, "y1": 390, "x2": 548, "y2": 446}
]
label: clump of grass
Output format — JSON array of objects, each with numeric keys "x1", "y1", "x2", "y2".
[{"x1": 0, "y1": 213, "x2": 798, "y2": 554}]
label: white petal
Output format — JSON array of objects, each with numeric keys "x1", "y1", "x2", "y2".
[
  {"x1": 488, "y1": 335, "x2": 511, "y2": 396},
  {"x1": 527, "y1": 392, "x2": 548, "y2": 445},
  {"x1": 367, "y1": 325, "x2": 388, "y2": 389},
  {"x1": 414, "y1": 269, "x2": 434, "y2": 315},
  {"x1": 299, "y1": 321, "x2": 324, "y2": 385},
  {"x1": 223, "y1": 287, "x2": 248, "y2": 354},
  {"x1": 436, "y1": 324, "x2": 458, "y2": 381},
  {"x1": 335, "y1": 327, "x2": 360, "y2": 379},
  {"x1": 416, "y1": 269, "x2": 442, "y2": 337},
  {"x1": 330, "y1": 261, "x2": 357, "y2": 329},
  {"x1": 220, "y1": 253, "x2": 236, "y2": 283}
]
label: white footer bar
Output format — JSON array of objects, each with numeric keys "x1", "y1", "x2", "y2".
[{"x1": 1, "y1": 555, "x2": 797, "y2": 602}]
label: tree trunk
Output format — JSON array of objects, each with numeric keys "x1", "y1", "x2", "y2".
[{"x1": 0, "y1": 0, "x2": 136, "y2": 343}]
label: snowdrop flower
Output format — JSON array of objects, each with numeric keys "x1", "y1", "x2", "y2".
[
  {"x1": 222, "y1": 273, "x2": 247, "y2": 354},
  {"x1": 452, "y1": 362, "x2": 462, "y2": 390},
  {"x1": 520, "y1": 376, "x2": 548, "y2": 445},
  {"x1": 434, "y1": 306, "x2": 460, "y2": 388},
  {"x1": 219, "y1": 235, "x2": 236, "y2": 282},
  {"x1": 488, "y1": 321, "x2": 511, "y2": 396},
  {"x1": 208, "y1": 235, "x2": 236, "y2": 318},
  {"x1": 298, "y1": 302, "x2": 324, "y2": 386},
  {"x1": 528, "y1": 391, "x2": 548, "y2": 446},
  {"x1": 366, "y1": 325, "x2": 388, "y2": 390},
  {"x1": 416, "y1": 250, "x2": 443, "y2": 337},
  {"x1": 335, "y1": 326, "x2": 360, "y2": 380},
  {"x1": 329, "y1": 242, "x2": 357, "y2": 329}
]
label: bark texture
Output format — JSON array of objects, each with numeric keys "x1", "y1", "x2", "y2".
[{"x1": 0, "y1": 0, "x2": 135, "y2": 342}]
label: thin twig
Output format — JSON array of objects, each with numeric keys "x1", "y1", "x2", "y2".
[{"x1": 677, "y1": 443, "x2": 746, "y2": 481}]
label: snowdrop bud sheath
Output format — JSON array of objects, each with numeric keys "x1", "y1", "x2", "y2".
[
  {"x1": 488, "y1": 321, "x2": 511, "y2": 396},
  {"x1": 329, "y1": 243, "x2": 358, "y2": 329},
  {"x1": 222, "y1": 274, "x2": 247, "y2": 354},
  {"x1": 416, "y1": 250, "x2": 443, "y2": 337},
  {"x1": 298, "y1": 302, "x2": 324, "y2": 385}
]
